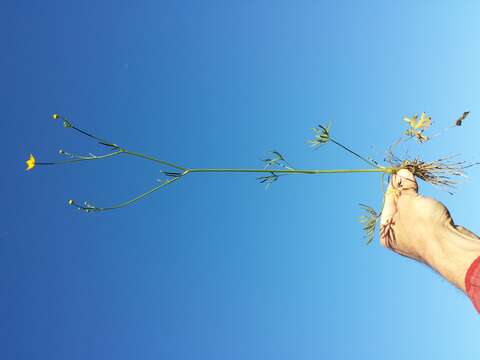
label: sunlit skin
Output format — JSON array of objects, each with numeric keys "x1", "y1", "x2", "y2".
[{"x1": 380, "y1": 169, "x2": 480, "y2": 292}]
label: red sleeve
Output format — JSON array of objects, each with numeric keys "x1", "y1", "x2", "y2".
[{"x1": 465, "y1": 256, "x2": 480, "y2": 314}]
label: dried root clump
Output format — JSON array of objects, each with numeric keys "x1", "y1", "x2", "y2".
[{"x1": 386, "y1": 152, "x2": 475, "y2": 189}]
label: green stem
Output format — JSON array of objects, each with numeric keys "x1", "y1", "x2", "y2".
[
  {"x1": 185, "y1": 167, "x2": 394, "y2": 175},
  {"x1": 70, "y1": 125, "x2": 113, "y2": 146},
  {"x1": 329, "y1": 138, "x2": 379, "y2": 168},
  {"x1": 123, "y1": 150, "x2": 186, "y2": 171},
  {"x1": 37, "y1": 150, "x2": 124, "y2": 166},
  {"x1": 52, "y1": 119, "x2": 398, "y2": 213},
  {"x1": 71, "y1": 166, "x2": 395, "y2": 212},
  {"x1": 75, "y1": 177, "x2": 181, "y2": 212}
]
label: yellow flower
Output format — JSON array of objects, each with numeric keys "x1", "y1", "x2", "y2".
[
  {"x1": 52, "y1": 113, "x2": 60, "y2": 120},
  {"x1": 403, "y1": 112, "x2": 431, "y2": 131},
  {"x1": 26, "y1": 154, "x2": 36, "y2": 171},
  {"x1": 403, "y1": 112, "x2": 431, "y2": 143}
]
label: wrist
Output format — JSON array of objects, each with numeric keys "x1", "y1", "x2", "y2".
[{"x1": 423, "y1": 226, "x2": 480, "y2": 291}]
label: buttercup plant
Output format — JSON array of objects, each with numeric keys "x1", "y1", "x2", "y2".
[{"x1": 26, "y1": 112, "x2": 474, "y2": 243}]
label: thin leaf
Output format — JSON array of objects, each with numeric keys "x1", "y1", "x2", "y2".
[
  {"x1": 309, "y1": 123, "x2": 331, "y2": 148},
  {"x1": 359, "y1": 204, "x2": 380, "y2": 245}
]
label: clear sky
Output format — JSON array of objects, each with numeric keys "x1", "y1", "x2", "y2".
[{"x1": 2, "y1": 0, "x2": 480, "y2": 359}]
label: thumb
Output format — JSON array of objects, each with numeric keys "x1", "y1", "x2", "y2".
[
  {"x1": 380, "y1": 169, "x2": 418, "y2": 225},
  {"x1": 395, "y1": 169, "x2": 418, "y2": 193}
]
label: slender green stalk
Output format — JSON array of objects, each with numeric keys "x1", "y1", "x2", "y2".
[
  {"x1": 123, "y1": 150, "x2": 186, "y2": 171},
  {"x1": 329, "y1": 138, "x2": 379, "y2": 168},
  {"x1": 69, "y1": 125, "x2": 114, "y2": 146},
  {"x1": 37, "y1": 150, "x2": 124, "y2": 166},
  {"x1": 68, "y1": 166, "x2": 395, "y2": 212},
  {"x1": 61, "y1": 118, "x2": 117, "y2": 147},
  {"x1": 185, "y1": 167, "x2": 394, "y2": 175},
  {"x1": 309, "y1": 124, "x2": 380, "y2": 168},
  {"x1": 63, "y1": 118, "x2": 186, "y2": 170},
  {"x1": 71, "y1": 177, "x2": 181, "y2": 212},
  {"x1": 37, "y1": 149, "x2": 186, "y2": 171}
]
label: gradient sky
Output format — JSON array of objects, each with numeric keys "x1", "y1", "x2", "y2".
[{"x1": 2, "y1": 0, "x2": 480, "y2": 359}]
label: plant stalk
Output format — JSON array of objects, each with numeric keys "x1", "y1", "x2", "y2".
[
  {"x1": 123, "y1": 150, "x2": 186, "y2": 170},
  {"x1": 185, "y1": 167, "x2": 395, "y2": 175}
]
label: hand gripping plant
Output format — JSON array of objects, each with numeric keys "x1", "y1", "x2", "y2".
[{"x1": 26, "y1": 112, "x2": 475, "y2": 244}]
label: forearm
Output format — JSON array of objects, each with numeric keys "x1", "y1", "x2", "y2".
[{"x1": 424, "y1": 225, "x2": 480, "y2": 292}]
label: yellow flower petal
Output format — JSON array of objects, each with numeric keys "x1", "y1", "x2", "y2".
[
  {"x1": 26, "y1": 153, "x2": 36, "y2": 171},
  {"x1": 415, "y1": 112, "x2": 431, "y2": 130},
  {"x1": 404, "y1": 112, "x2": 432, "y2": 140},
  {"x1": 403, "y1": 114, "x2": 418, "y2": 129}
]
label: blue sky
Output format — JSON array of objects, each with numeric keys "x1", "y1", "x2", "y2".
[{"x1": 2, "y1": 0, "x2": 480, "y2": 359}]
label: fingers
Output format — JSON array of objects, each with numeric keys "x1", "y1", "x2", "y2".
[
  {"x1": 380, "y1": 179, "x2": 398, "y2": 225},
  {"x1": 380, "y1": 174, "x2": 401, "y2": 248},
  {"x1": 380, "y1": 169, "x2": 418, "y2": 223},
  {"x1": 379, "y1": 169, "x2": 418, "y2": 249}
]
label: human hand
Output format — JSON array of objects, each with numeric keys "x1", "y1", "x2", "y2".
[
  {"x1": 379, "y1": 169, "x2": 480, "y2": 291},
  {"x1": 380, "y1": 169, "x2": 478, "y2": 262}
]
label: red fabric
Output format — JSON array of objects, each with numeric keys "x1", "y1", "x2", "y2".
[{"x1": 465, "y1": 256, "x2": 480, "y2": 314}]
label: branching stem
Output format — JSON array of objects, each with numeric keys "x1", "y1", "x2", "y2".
[
  {"x1": 71, "y1": 177, "x2": 181, "y2": 212},
  {"x1": 43, "y1": 117, "x2": 400, "y2": 212}
]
